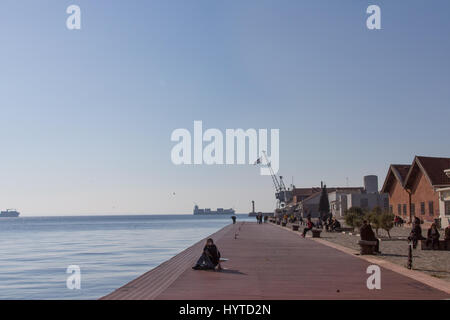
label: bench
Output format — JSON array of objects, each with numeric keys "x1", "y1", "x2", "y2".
[
  {"x1": 292, "y1": 224, "x2": 299, "y2": 231},
  {"x1": 311, "y1": 229, "x2": 322, "y2": 238},
  {"x1": 358, "y1": 240, "x2": 378, "y2": 255},
  {"x1": 336, "y1": 227, "x2": 354, "y2": 232},
  {"x1": 420, "y1": 240, "x2": 450, "y2": 251}
]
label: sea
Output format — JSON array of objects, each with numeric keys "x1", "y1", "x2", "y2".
[{"x1": 0, "y1": 214, "x2": 252, "y2": 300}]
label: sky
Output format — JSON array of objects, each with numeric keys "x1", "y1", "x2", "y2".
[{"x1": 0, "y1": 1, "x2": 449, "y2": 216}]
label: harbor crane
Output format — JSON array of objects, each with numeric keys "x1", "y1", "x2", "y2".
[{"x1": 260, "y1": 151, "x2": 293, "y2": 209}]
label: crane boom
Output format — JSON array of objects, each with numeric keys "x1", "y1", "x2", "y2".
[
  {"x1": 260, "y1": 151, "x2": 292, "y2": 208},
  {"x1": 262, "y1": 151, "x2": 281, "y2": 192}
]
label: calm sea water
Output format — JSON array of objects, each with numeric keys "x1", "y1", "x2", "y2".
[{"x1": 0, "y1": 214, "x2": 251, "y2": 300}]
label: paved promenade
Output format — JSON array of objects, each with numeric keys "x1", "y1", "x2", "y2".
[
  {"x1": 313, "y1": 225, "x2": 450, "y2": 282},
  {"x1": 102, "y1": 222, "x2": 449, "y2": 300}
]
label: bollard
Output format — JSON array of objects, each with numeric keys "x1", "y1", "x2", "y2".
[{"x1": 407, "y1": 242, "x2": 413, "y2": 269}]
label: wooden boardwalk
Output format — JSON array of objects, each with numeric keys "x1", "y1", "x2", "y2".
[{"x1": 101, "y1": 222, "x2": 449, "y2": 300}]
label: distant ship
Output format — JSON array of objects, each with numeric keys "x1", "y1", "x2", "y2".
[
  {"x1": 193, "y1": 205, "x2": 235, "y2": 215},
  {"x1": 0, "y1": 209, "x2": 20, "y2": 218}
]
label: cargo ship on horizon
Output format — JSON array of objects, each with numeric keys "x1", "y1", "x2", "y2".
[
  {"x1": 0, "y1": 209, "x2": 20, "y2": 218},
  {"x1": 193, "y1": 205, "x2": 235, "y2": 215}
]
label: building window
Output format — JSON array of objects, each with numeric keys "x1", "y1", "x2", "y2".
[
  {"x1": 398, "y1": 204, "x2": 402, "y2": 215},
  {"x1": 445, "y1": 201, "x2": 450, "y2": 216},
  {"x1": 429, "y1": 201, "x2": 434, "y2": 216},
  {"x1": 390, "y1": 205, "x2": 393, "y2": 214},
  {"x1": 420, "y1": 202, "x2": 425, "y2": 215},
  {"x1": 383, "y1": 198, "x2": 389, "y2": 209},
  {"x1": 403, "y1": 204, "x2": 407, "y2": 215},
  {"x1": 411, "y1": 203, "x2": 415, "y2": 216},
  {"x1": 361, "y1": 198, "x2": 369, "y2": 208}
]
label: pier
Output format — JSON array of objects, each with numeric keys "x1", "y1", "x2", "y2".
[{"x1": 101, "y1": 222, "x2": 449, "y2": 300}]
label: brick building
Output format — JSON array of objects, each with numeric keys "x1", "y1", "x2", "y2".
[{"x1": 381, "y1": 156, "x2": 450, "y2": 227}]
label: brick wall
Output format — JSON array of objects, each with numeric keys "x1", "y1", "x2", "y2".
[
  {"x1": 409, "y1": 170, "x2": 440, "y2": 223},
  {"x1": 388, "y1": 178, "x2": 411, "y2": 221}
]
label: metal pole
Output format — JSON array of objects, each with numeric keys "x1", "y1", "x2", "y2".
[{"x1": 407, "y1": 242, "x2": 413, "y2": 269}]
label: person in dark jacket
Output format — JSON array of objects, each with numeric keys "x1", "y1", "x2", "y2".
[
  {"x1": 360, "y1": 220, "x2": 380, "y2": 253},
  {"x1": 408, "y1": 217, "x2": 425, "y2": 249},
  {"x1": 192, "y1": 238, "x2": 222, "y2": 271},
  {"x1": 445, "y1": 223, "x2": 450, "y2": 250},
  {"x1": 426, "y1": 223, "x2": 440, "y2": 250},
  {"x1": 331, "y1": 218, "x2": 341, "y2": 231},
  {"x1": 325, "y1": 216, "x2": 333, "y2": 232}
]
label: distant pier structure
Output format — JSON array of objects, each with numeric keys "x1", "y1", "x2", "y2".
[{"x1": 248, "y1": 200, "x2": 273, "y2": 217}]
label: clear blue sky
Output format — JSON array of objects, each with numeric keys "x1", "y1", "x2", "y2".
[{"x1": 0, "y1": 1, "x2": 449, "y2": 215}]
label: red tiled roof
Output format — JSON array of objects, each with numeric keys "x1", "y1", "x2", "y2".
[
  {"x1": 382, "y1": 156, "x2": 450, "y2": 193},
  {"x1": 381, "y1": 164, "x2": 411, "y2": 193},
  {"x1": 392, "y1": 164, "x2": 411, "y2": 183},
  {"x1": 410, "y1": 156, "x2": 450, "y2": 187}
]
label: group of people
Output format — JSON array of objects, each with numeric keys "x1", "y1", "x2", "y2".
[
  {"x1": 256, "y1": 213, "x2": 267, "y2": 224},
  {"x1": 299, "y1": 214, "x2": 341, "y2": 237},
  {"x1": 394, "y1": 216, "x2": 405, "y2": 227},
  {"x1": 324, "y1": 216, "x2": 341, "y2": 232},
  {"x1": 361, "y1": 217, "x2": 450, "y2": 253},
  {"x1": 408, "y1": 217, "x2": 450, "y2": 250}
]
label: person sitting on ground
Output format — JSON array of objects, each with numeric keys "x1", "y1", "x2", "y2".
[
  {"x1": 360, "y1": 220, "x2": 380, "y2": 253},
  {"x1": 426, "y1": 223, "x2": 440, "y2": 250},
  {"x1": 301, "y1": 216, "x2": 314, "y2": 238},
  {"x1": 408, "y1": 217, "x2": 425, "y2": 249},
  {"x1": 192, "y1": 238, "x2": 222, "y2": 271}
]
